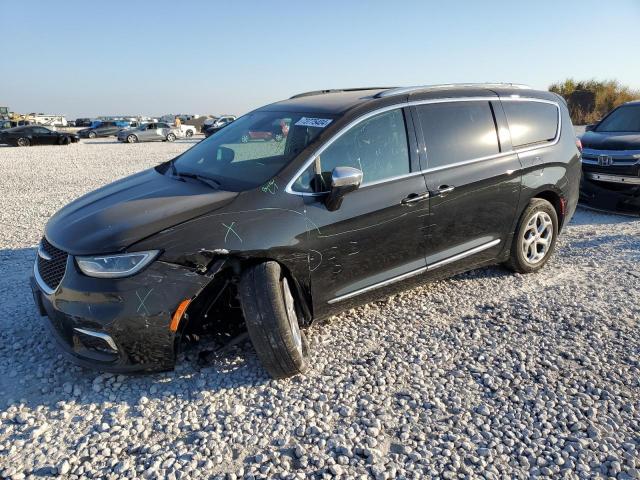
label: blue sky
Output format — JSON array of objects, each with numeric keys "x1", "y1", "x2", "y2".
[{"x1": 2, "y1": 0, "x2": 639, "y2": 118}]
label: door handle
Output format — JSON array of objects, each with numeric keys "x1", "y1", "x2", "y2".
[
  {"x1": 433, "y1": 185, "x2": 455, "y2": 196},
  {"x1": 401, "y1": 191, "x2": 430, "y2": 205}
]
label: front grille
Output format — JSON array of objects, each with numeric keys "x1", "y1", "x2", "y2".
[{"x1": 36, "y1": 237, "x2": 68, "y2": 291}]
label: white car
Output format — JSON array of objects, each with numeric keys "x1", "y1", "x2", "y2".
[{"x1": 175, "y1": 124, "x2": 196, "y2": 138}]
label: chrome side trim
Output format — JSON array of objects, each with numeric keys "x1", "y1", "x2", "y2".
[
  {"x1": 328, "y1": 239, "x2": 501, "y2": 304},
  {"x1": 33, "y1": 259, "x2": 56, "y2": 296},
  {"x1": 426, "y1": 239, "x2": 501, "y2": 271},
  {"x1": 585, "y1": 172, "x2": 640, "y2": 185},
  {"x1": 327, "y1": 266, "x2": 428, "y2": 304},
  {"x1": 286, "y1": 97, "x2": 561, "y2": 195},
  {"x1": 73, "y1": 328, "x2": 119, "y2": 351}
]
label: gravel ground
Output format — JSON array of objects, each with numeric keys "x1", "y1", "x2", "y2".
[{"x1": 0, "y1": 137, "x2": 639, "y2": 480}]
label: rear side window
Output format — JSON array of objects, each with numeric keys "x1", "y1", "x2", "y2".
[
  {"x1": 415, "y1": 101, "x2": 499, "y2": 169},
  {"x1": 502, "y1": 101, "x2": 559, "y2": 148},
  {"x1": 292, "y1": 109, "x2": 410, "y2": 193}
]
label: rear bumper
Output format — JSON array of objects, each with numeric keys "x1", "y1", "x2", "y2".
[{"x1": 30, "y1": 257, "x2": 211, "y2": 373}]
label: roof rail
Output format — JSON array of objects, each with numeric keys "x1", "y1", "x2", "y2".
[
  {"x1": 290, "y1": 87, "x2": 394, "y2": 99},
  {"x1": 375, "y1": 83, "x2": 532, "y2": 98}
]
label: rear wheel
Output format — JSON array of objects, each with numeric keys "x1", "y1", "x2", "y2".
[
  {"x1": 88, "y1": 131, "x2": 97, "y2": 139},
  {"x1": 238, "y1": 261, "x2": 309, "y2": 378},
  {"x1": 166, "y1": 133, "x2": 176, "y2": 142},
  {"x1": 274, "y1": 133, "x2": 284, "y2": 142},
  {"x1": 185, "y1": 130, "x2": 193, "y2": 138},
  {"x1": 505, "y1": 198, "x2": 558, "y2": 274},
  {"x1": 16, "y1": 137, "x2": 30, "y2": 147},
  {"x1": 240, "y1": 134, "x2": 249, "y2": 143}
]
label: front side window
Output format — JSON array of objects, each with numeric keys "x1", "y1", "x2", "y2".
[
  {"x1": 596, "y1": 104, "x2": 640, "y2": 133},
  {"x1": 416, "y1": 101, "x2": 499, "y2": 169},
  {"x1": 170, "y1": 111, "x2": 335, "y2": 191},
  {"x1": 292, "y1": 109, "x2": 410, "y2": 193}
]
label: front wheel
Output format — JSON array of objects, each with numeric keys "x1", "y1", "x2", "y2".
[
  {"x1": 16, "y1": 137, "x2": 30, "y2": 147},
  {"x1": 88, "y1": 131, "x2": 97, "y2": 139},
  {"x1": 505, "y1": 198, "x2": 558, "y2": 274},
  {"x1": 166, "y1": 133, "x2": 176, "y2": 142},
  {"x1": 240, "y1": 134, "x2": 249, "y2": 143},
  {"x1": 127, "y1": 134, "x2": 138, "y2": 143},
  {"x1": 238, "y1": 261, "x2": 309, "y2": 379}
]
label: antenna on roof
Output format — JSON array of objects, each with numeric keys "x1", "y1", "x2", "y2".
[{"x1": 290, "y1": 87, "x2": 395, "y2": 99}]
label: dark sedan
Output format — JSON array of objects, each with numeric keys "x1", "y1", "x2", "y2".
[
  {"x1": 0, "y1": 126, "x2": 79, "y2": 147},
  {"x1": 77, "y1": 121, "x2": 121, "y2": 139},
  {"x1": 579, "y1": 101, "x2": 640, "y2": 214}
]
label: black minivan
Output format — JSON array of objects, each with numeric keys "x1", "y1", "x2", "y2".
[{"x1": 31, "y1": 84, "x2": 581, "y2": 378}]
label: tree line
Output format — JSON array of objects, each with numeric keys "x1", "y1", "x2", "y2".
[{"x1": 549, "y1": 79, "x2": 639, "y2": 125}]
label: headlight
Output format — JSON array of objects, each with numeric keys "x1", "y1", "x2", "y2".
[{"x1": 76, "y1": 251, "x2": 159, "y2": 278}]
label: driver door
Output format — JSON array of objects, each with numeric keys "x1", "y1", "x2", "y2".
[{"x1": 293, "y1": 108, "x2": 430, "y2": 314}]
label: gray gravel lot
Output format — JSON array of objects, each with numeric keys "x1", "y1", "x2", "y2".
[{"x1": 0, "y1": 137, "x2": 639, "y2": 479}]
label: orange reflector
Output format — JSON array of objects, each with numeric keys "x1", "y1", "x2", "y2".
[{"x1": 170, "y1": 299, "x2": 191, "y2": 332}]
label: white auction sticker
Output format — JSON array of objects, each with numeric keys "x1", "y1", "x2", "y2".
[{"x1": 295, "y1": 117, "x2": 333, "y2": 128}]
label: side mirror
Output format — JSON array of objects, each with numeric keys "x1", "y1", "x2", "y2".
[
  {"x1": 585, "y1": 123, "x2": 597, "y2": 132},
  {"x1": 324, "y1": 166, "x2": 363, "y2": 211}
]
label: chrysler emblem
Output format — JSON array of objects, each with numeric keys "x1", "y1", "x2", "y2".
[{"x1": 597, "y1": 154, "x2": 613, "y2": 166}]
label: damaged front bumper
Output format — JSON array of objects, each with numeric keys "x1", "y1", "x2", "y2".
[{"x1": 31, "y1": 255, "x2": 212, "y2": 373}]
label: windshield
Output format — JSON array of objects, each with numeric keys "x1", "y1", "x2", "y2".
[
  {"x1": 169, "y1": 111, "x2": 336, "y2": 190},
  {"x1": 596, "y1": 105, "x2": 640, "y2": 132}
]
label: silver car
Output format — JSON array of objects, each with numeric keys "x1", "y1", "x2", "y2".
[{"x1": 117, "y1": 122, "x2": 178, "y2": 143}]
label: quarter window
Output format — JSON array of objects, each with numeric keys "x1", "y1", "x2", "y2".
[
  {"x1": 292, "y1": 109, "x2": 410, "y2": 193},
  {"x1": 416, "y1": 101, "x2": 500, "y2": 169},
  {"x1": 502, "y1": 101, "x2": 559, "y2": 148}
]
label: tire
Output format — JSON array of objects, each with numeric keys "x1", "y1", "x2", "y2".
[
  {"x1": 16, "y1": 137, "x2": 30, "y2": 147},
  {"x1": 127, "y1": 134, "x2": 138, "y2": 143},
  {"x1": 166, "y1": 133, "x2": 176, "y2": 142},
  {"x1": 238, "y1": 261, "x2": 309, "y2": 378},
  {"x1": 185, "y1": 130, "x2": 193, "y2": 138},
  {"x1": 62, "y1": 136, "x2": 70, "y2": 145},
  {"x1": 505, "y1": 198, "x2": 558, "y2": 274},
  {"x1": 274, "y1": 133, "x2": 284, "y2": 142},
  {"x1": 88, "y1": 131, "x2": 97, "y2": 139},
  {"x1": 240, "y1": 134, "x2": 249, "y2": 143}
]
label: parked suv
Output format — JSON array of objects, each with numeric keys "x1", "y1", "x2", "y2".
[
  {"x1": 77, "y1": 121, "x2": 120, "y2": 138},
  {"x1": 579, "y1": 101, "x2": 640, "y2": 214},
  {"x1": 31, "y1": 84, "x2": 580, "y2": 378}
]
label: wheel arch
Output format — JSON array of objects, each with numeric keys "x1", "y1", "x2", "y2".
[
  {"x1": 177, "y1": 254, "x2": 314, "y2": 348},
  {"x1": 531, "y1": 188, "x2": 565, "y2": 230}
]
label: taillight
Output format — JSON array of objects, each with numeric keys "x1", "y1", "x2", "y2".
[{"x1": 576, "y1": 138, "x2": 583, "y2": 153}]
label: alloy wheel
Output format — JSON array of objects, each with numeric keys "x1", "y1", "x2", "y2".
[{"x1": 521, "y1": 211, "x2": 553, "y2": 265}]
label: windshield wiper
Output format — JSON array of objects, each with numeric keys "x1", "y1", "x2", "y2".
[{"x1": 170, "y1": 164, "x2": 221, "y2": 190}]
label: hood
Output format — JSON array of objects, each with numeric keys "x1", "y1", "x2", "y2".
[
  {"x1": 581, "y1": 131, "x2": 640, "y2": 151},
  {"x1": 45, "y1": 168, "x2": 238, "y2": 255}
]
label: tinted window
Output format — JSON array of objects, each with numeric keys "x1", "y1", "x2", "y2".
[
  {"x1": 416, "y1": 101, "x2": 499, "y2": 168},
  {"x1": 158, "y1": 123, "x2": 170, "y2": 129},
  {"x1": 596, "y1": 104, "x2": 640, "y2": 133},
  {"x1": 502, "y1": 101, "x2": 559, "y2": 147},
  {"x1": 33, "y1": 127, "x2": 50, "y2": 134},
  {"x1": 292, "y1": 109, "x2": 410, "y2": 193}
]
